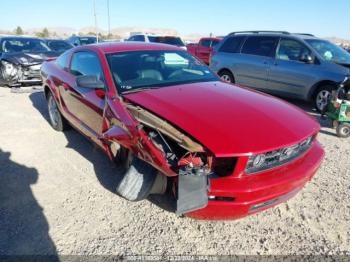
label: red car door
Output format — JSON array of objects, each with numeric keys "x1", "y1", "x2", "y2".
[
  {"x1": 59, "y1": 51, "x2": 106, "y2": 141},
  {"x1": 196, "y1": 39, "x2": 212, "y2": 64}
]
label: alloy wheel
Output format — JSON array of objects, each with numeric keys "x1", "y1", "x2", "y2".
[
  {"x1": 220, "y1": 74, "x2": 232, "y2": 83},
  {"x1": 48, "y1": 95, "x2": 59, "y2": 127},
  {"x1": 316, "y1": 90, "x2": 331, "y2": 111}
]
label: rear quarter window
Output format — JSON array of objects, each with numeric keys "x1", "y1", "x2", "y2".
[
  {"x1": 219, "y1": 36, "x2": 245, "y2": 53},
  {"x1": 241, "y1": 36, "x2": 279, "y2": 57}
]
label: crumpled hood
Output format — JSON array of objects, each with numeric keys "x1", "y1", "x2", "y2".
[
  {"x1": 1, "y1": 51, "x2": 59, "y2": 66},
  {"x1": 124, "y1": 81, "x2": 320, "y2": 156}
]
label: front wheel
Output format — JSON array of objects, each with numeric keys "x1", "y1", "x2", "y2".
[
  {"x1": 116, "y1": 157, "x2": 166, "y2": 201},
  {"x1": 218, "y1": 70, "x2": 234, "y2": 83},
  {"x1": 336, "y1": 123, "x2": 350, "y2": 138},
  {"x1": 314, "y1": 85, "x2": 333, "y2": 113}
]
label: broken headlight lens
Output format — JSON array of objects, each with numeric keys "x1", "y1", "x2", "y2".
[
  {"x1": 245, "y1": 136, "x2": 314, "y2": 174},
  {"x1": 1, "y1": 61, "x2": 17, "y2": 77}
]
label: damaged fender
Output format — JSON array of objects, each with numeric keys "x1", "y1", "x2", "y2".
[{"x1": 101, "y1": 98, "x2": 211, "y2": 213}]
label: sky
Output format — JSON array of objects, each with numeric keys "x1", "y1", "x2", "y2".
[{"x1": 1, "y1": 0, "x2": 350, "y2": 38}]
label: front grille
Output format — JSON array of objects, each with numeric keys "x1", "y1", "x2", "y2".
[{"x1": 246, "y1": 136, "x2": 315, "y2": 174}]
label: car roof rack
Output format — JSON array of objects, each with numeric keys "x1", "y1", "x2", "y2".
[
  {"x1": 229, "y1": 31, "x2": 290, "y2": 36},
  {"x1": 293, "y1": 33, "x2": 315, "y2": 37}
]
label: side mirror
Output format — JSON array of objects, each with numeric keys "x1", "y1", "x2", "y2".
[
  {"x1": 300, "y1": 54, "x2": 314, "y2": 64},
  {"x1": 76, "y1": 75, "x2": 105, "y2": 89}
]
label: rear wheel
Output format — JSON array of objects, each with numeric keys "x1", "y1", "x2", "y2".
[
  {"x1": 314, "y1": 85, "x2": 334, "y2": 113},
  {"x1": 47, "y1": 92, "x2": 69, "y2": 131},
  {"x1": 218, "y1": 70, "x2": 235, "y2": 83},
  {"x1": 336, "y1": 123, "x2": 350, "y2": 138}
]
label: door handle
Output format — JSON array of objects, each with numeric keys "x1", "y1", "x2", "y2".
[{"x1": 263, "y1": 61, "x2": 268, "y2": 65}]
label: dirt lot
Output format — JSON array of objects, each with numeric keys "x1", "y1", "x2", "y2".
[{"x1": 0, "y1": 86, "x2": 349, "y2": 256}]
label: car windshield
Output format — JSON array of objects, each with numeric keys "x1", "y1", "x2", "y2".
[
  {"x1": 306, "y1": 39, "x2": 350, "y2": 64},
  {"x1": 79, "y1": 37, "x2": 97, "y2": 45},
  {"x1": 1, "y1": 38, "x2": 50, "y2": 53},
  {"x1": 148, "y1": 36, "x2": 185, "y2": 47},
  {"x1": 47, "y1": 40, "x2": 72, "y2": 52},
  {"x1": 107, "y1": 50, "x2": 218, "y2": 94}
]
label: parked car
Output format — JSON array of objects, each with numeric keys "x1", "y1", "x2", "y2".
[
  {"x1": 210, "y1": 31, "x2": 350, "y2": 112},
  {"x1": 187, "y1": 37, "x2": 222, "y2": 64},
  {"x1": 67, "y1": 36, "x2": 97, "y2": 46},
  {"x1": 41, "y1": 42, "x2": 324, "y2": 220},
  {"x1": 0, "y1": 36, "x2": 59, "y2": 87},
  {"x1": 126, "y1": 34, "x2": 186, "y2": 49},
  {"x1": 43, "y1": 39, "x2": 73, "y2": 54}
]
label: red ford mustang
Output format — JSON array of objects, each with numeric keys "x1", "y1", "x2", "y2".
[{"x1": 41, "y1": 42, "x2": 324, "y2": 220}]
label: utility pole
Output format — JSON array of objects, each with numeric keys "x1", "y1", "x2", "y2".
[
  {"x1": 107, "y1": 0, "x2": 111, "y2": 38},
  {"x1": 93, "y1": 0, "x2": 99, "y2": 43}
]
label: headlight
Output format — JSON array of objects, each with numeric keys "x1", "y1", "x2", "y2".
[
  {"x1": 1, "y1": 61, "x2": 17, "y2": 76},
  {"x1": 246, "y1": 136, "x2": 314, "y2": 174}
]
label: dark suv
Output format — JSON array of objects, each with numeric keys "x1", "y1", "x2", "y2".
[
  {"x1": 210, "y1": 31, "x2": 350, "y2": 111},
  {"x1": 67, "y1": 36, "x2": 97, "y2": 47}
]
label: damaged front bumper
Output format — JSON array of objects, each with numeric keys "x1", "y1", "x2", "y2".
[
  {"x1": 186, "y1": 141, "x2": 324, "y2": 220},
  {"x1": 1, "y1": 61, "x2": 42, "y2": 86}
]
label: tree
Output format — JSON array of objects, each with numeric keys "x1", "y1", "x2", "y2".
[
  {"x1": 42, "y1": 28, "x2": 49, "y2": 37},
  {"x1": 15, "y1": 26, "x2": 24, "y2": 35},
  {"x1": 36, "y1": 28, "x2": 50, "y2": 38}
]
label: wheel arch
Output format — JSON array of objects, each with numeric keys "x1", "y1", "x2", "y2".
[
  {"x1": 307, "y1": 80, "x2": 338, "y2": 100},
  {"x1": 44, "y1": 85, "x2": 51, "y2": 100}
]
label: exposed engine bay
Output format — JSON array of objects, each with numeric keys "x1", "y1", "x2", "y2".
[{"x1": 126, "y1": 104, "x2": 211, "y2": 175}]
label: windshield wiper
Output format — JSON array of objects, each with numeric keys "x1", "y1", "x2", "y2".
[{"x1": 122, "y1": 86, "x2": 159, "y2": 95}]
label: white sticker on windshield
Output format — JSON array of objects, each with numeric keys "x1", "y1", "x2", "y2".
[{"x1": 164, "y1": 53, "x2": 189, "y2": 65}]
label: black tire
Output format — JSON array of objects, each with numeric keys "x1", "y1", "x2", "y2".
[
  {"x1": 116, "y1": 157, "x2": 160, "y2": 201},
  {"x1": 218, "y1": 70, "x2": 235, "y2": 83},
  {"x1": 112, "y1": 145, "x2": 133, "y2": 173},
  {"x1": 314, "y1": 85, "x2": 334, "y2": 113},
  {"x1": 46, "y1": 92, "x2": 69, "y2": 131},
  {"x1": 336, "y1": 123, "x2": 350, "y2": 138}
]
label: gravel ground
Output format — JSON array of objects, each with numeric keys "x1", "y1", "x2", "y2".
[{"x1": 0, "y1": 86, "x2": 349, "y2": 256}]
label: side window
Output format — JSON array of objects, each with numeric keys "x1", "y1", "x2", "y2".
[
  {"x1": 219, "y1": 36, "x2": 245, "y2": 53},
  {"x1": 200, "y1": 40, "x2": 211, "y2": 48},
  {"x1": 277, "y1": 39, "x2": 312, "y2": 62},
  {"x1": 128, "y1": 36, "x2": 135, "y2": 41},
  {"x1": 56, "y1": 52, "x2": 70, "y2": 69},
  {"x1": 0, "y1": 40, "x2": 4, "y2": 52},
  {"x1": 211, "y1": 40, "x2": 221, "y2": 47},
  {"x1": 241, "y1": 36, "x2": 278, "y2": 57},
  {"x1": 70, "y1": 51, "x2": 103, "y2": 80},
  {"x1": 73, "y1": 38, "x2": 79, "y2": 46},
  {"x1": 133, "y1": 35, "x2": 145, "y2": 42}
]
